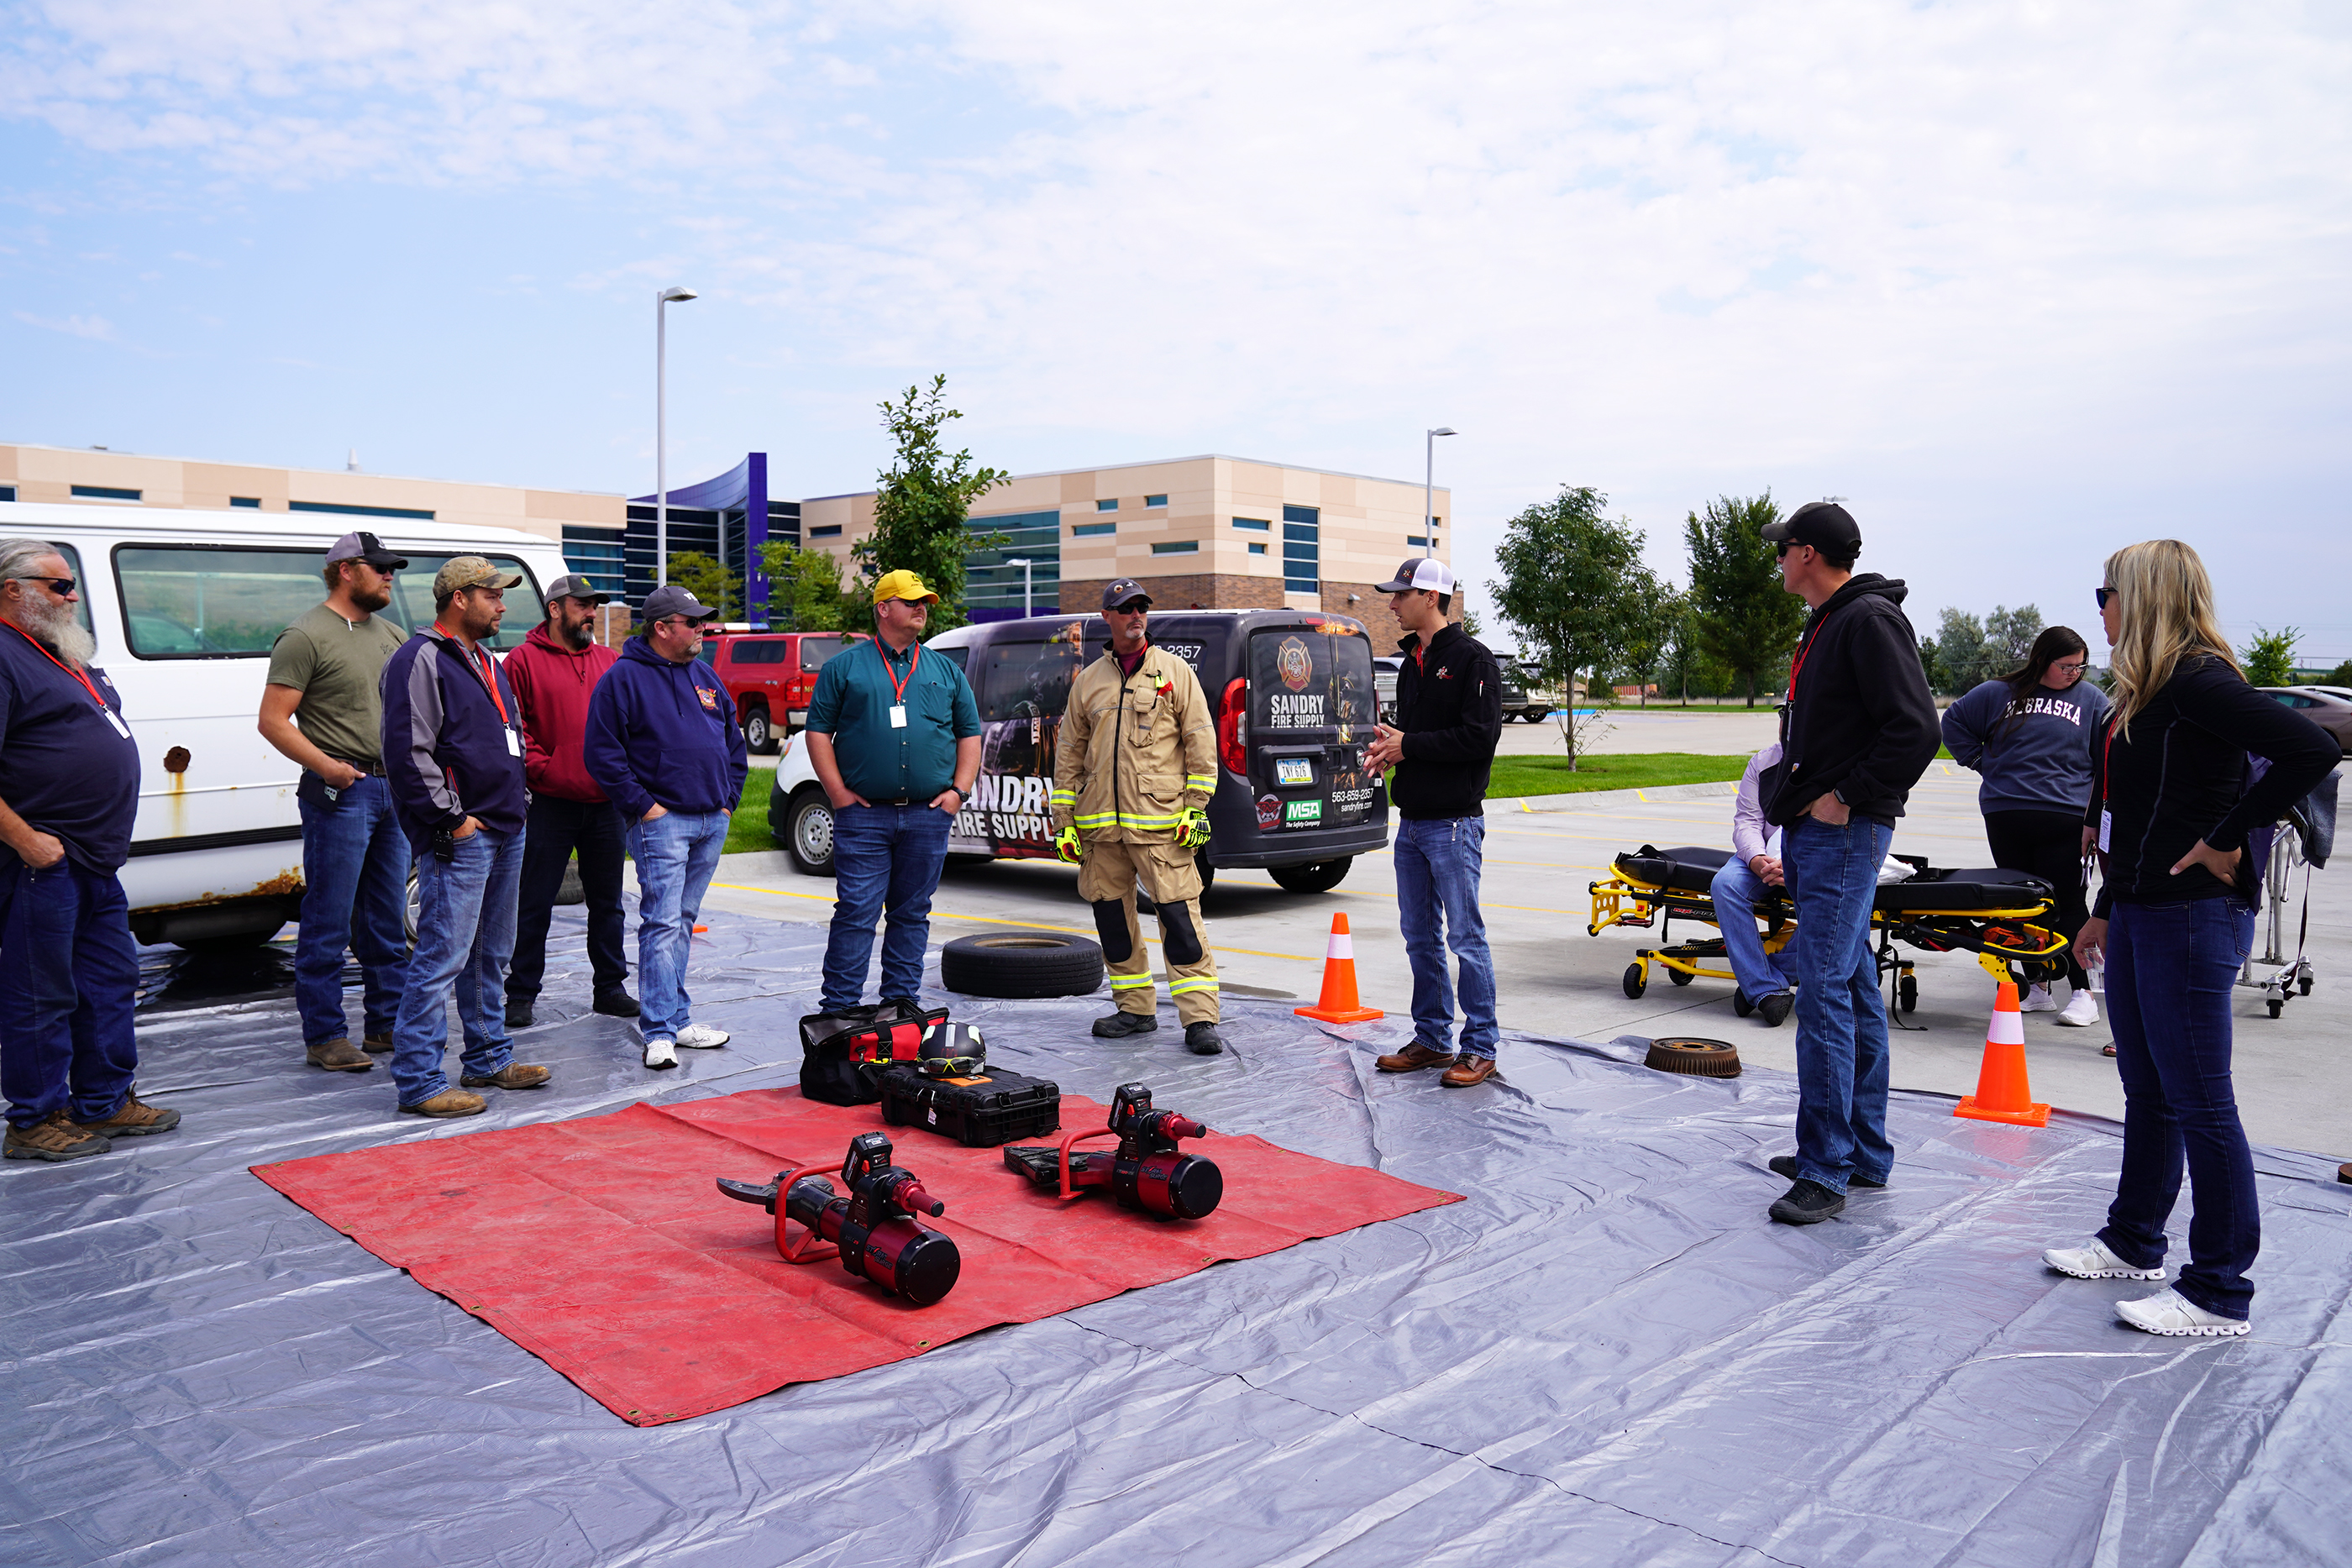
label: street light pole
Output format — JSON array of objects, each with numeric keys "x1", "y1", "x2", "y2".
[
  {"x1": 1005, "y1": 557, "x2": 1033, "y2": 616},
  {"x1": 1424, "y1": 427, "x2": 1456, "y2": 559},
  {"x1": 655, "y1": 286, "x2": 699, "y2": 589}
]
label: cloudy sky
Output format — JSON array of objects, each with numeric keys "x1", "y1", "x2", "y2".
[{"x1": 5, "y1": 1, "x2": 2348, "y2": 661}]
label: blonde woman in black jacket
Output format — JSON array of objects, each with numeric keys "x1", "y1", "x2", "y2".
[{"x1": 2040, "y1": 540, "x2": 2335, "y2": 1336}]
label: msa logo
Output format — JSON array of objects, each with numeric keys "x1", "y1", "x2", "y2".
[{"x1": 1284, "y1": 799, "x2": 1323, "y2": 826}]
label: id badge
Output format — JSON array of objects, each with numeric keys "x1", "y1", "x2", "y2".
[
  {"x1": 2097, "y1": 809, "x2": 2111, "y2": 853},
  {"x1": 505, "y1": 726, "x2": 522, "y2": 757},
  {"x1": 889, "y1": 705, "x2": 908, "y2": 729},
  {"x1": 103, "y1": 709, "x2": 131, "y2": 739}
]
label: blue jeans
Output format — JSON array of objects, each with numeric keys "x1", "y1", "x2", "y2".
[
  {"x1": 391, "y1": 825, "x2": 523, "y2": 1106},
  {"x1": 624, "y1": 809, "x2": 729, "y2": 1041},
  {"x1": 2098, "y1": 897, "x2": 2260, "y2": 1319},
  {"x1": 295, "y1": 774, "x2": 412, "y2": 1046},
  {"x1": 0, "y1": 858, "x2": 141, "y2": 1128},
  {"x1": 1394, "y1": 815, "x2": 1499, "y2": 1058},
  {"x1": 1782, "y1": 814, "x2": 1895, "y2": 1193},
  {"x1": 1709, "y1": 855, "x2": 1798, "y2": 1004},
  {"x1": 822, "y1": 803, "x2": 951, "y2": 1011}
]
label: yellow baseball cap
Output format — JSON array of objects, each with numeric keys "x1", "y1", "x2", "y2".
[{"x1": 871, "y1": 569, "x2": 940, "y2": 606}]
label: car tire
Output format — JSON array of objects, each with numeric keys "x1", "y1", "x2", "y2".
[
  {"x1": 1268, "y1": 857, "x2": 1351, "y2": 894},
  {"x1": 743, "y1": 704, "x2": 774, "y2": 755},
  {"x1": 176, "y1": 922, "x2": 286, "y2": 954},
  {"x1": 784, "y1": 786, "x2": 836, "y2": 878},
  {"x1": 940, "y1": 931, "x2": 1105, "y2": 999}
]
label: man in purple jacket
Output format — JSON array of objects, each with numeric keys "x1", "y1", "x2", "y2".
[
  {"x1": 379, "y1": 558, "x2": 553, "y2": 1117},
  {"x1": 585, "y1": 584, "x2": 748, "y2": 1070}
]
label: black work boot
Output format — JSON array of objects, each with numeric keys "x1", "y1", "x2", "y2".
[
  {"x1": 1093, "y1": 1010, "x2": 1158, "y2": 1039},
  {"x1": 505, "y1": 999, "x2": 535, "y2": 1030},
  {"x1": 1756, "y1": 990, "x2": 1793, "y2": 1027},
  {"x1": 1769, "y1": 1178, "x2": 1847, "y2": 1225},
  {"x1": 1184, "y1": 1022, "x2": 1225, "y2": 1056}
]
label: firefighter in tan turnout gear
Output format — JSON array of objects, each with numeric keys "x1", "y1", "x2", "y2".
[{"x1": 1051, "y1": 579, "x2": 1225, "y2": 1055}]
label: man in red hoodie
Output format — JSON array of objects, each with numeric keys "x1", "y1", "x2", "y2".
[{"x1": 502, "y1": 574, "x2": 638, "y2": 1028}]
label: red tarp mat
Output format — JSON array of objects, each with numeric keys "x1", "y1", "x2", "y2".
[{"x1": 252, "y1": 1088, "x2": 1460, "y2": 1425}]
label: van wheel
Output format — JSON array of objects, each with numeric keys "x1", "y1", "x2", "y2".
[
  {"x1": 941, "y1": 932, "x2": 1105, "y2": 998},
  {"x1": 176, "y1": 922, "x2": 285, "y2": 954},
  {"x1": 1269, "y1": 857, "x2": 1351, "y2": 894},
  {"x1": 743, "y1": 704, "x2": 775, "y2": 754},
  {"x1": 405, "y1": 868, "x2": 422, "y2": 947},
  {"x1": 785, "y1": 787, "x2": 836, "y2": 878}
]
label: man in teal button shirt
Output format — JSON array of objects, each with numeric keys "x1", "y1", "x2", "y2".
[{"x1": 805, "y1": 569, "x2": 981, "y2": 1010}]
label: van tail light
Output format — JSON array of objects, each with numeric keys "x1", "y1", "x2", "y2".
[{"x1": 1217, "y1": 679, "x2": 1248, "y2": 777}]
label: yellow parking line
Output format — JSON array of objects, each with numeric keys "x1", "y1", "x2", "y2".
[{"x1": 706, "y1": 881, "x2": 1317, "y2": 962}]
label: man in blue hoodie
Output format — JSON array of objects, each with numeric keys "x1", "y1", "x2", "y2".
[
  {"x1": 380, "y1": 557, "x2": 553, "y2": 1117},
  {"x1": 585, "y1": 584, "x2": 748, "y2": 1069}
]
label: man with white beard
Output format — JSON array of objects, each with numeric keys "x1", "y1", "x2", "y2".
[{"x1": 0, "y1": 539, "x2": 179, "y2": 1162}]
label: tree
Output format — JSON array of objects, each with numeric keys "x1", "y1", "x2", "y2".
[
  {"x1": 2327, "y1": 658, "x2": 2352, "y2": 688},
  {"x1": 1983, "y1": 604, "x2": 2045, "y2": 674},
  {"x1": 2241, "y1": 625, "x2": 2301, "y2": 688},
  {"x1": 1934, "y1": 608, "x2": 1988, "y2": 695},
  {"x1": 854, "y1": 375, "x2": 1011, "y2": 634},
  {"x1": 1918, "y1": 637, "x2": 1943, "y2": 695},
  {"x1": 1684, "y1": 493, "x2": 1806, "y2": 707},
  {"x1": 1491, "y1": 486, "x2": 1647, "y2": 768},
  {"x1": 664, "y1": 550, "x2": 741, "y2": 622},
  {"x1": 1662, "y1": 604, "x2": 1709, "y2": 705},
  {"x1": 1617, "y1": 579, "x2": 1683, "y2": 708},
  {"x1": 758, "y1": 542, "x2": 861, "y2": 632}
]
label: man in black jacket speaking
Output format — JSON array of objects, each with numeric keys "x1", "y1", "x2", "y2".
[
  {"x1": 1757, "y1": 502, "x2": 1940, "y2": 1224},
  {"x1": 1362, "y1": 559, "x2": 1506, "y2": 1087}
]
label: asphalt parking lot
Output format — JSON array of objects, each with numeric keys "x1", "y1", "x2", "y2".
[{"x1": 706, "y1": 758, "x2": 2350, "y2": 1160}]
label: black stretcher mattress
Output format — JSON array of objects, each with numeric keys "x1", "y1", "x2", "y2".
[{"x1": 1612, "y1": 847, "x2": 2052, "y2": 912}]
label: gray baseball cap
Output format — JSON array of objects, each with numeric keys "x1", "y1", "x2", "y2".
[
  {"x1": 544, "y1": 574, "x2": 610, "y2": 606},
  {"x1": 1100, "y1": 578, "x2": 1151, "y2": 611},
  {"x1": 640, "y1": 583, "x2": 719, "y2": 623},
  {"x1": 324, "y1": 531, "x2": 408, "y2": 570}
]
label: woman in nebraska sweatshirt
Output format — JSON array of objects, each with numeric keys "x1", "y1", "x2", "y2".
[{"x1": 1941, "y1": 627, "x2": 2109, "y2": 1025}]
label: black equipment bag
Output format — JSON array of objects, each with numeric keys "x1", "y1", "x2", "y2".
[
  {"x1": 798, "y1": 999, "x2": 948, "y2": 1107},
  {"x1": 878, "y1": 1063, "x2": 1062, "y2": 1147}
]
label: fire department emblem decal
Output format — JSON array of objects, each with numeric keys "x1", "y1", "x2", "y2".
[{"x1": 1275, "y1": 637, "x2": 1313, "y2": 693}]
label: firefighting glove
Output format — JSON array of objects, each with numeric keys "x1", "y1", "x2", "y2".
[
  {"x1": 1053, "y1": 825, "x2": 1084, "y2": 864},
  {"x1": 1174, "y1": 807, "x2": 1211, "y2": 850}
]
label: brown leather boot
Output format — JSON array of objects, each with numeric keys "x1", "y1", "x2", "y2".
[
  {"x1": 399, "y1": 1088, "x2": 486, "y2": 1118},
  {"x1": 4, "y1": 1112, "x2": 111, "y2": 1162},
  {"x1": 459, "y1": 1064, "x2": 552, "y2": 1091},
  {"x1": 362, "y1": 1032, "x2": 395, "y2": 1054},
  {"x1": 306, "y1": 1037, "x2": 373, "y2": 1072},
  {"x1": 71, "y1": 1093, "x2": 181, "y2": 1138},
  {"x1": 1441, "y1": 1055, "x2": 1499, "y2": 1088},
  {"x1": 1376, "y1": 1041, "x2": 1457, "y2": 1073}
]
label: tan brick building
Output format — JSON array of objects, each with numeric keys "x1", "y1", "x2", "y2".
[{"x1": 800, "y1": 454, "x2": 1454, "y2": 649}]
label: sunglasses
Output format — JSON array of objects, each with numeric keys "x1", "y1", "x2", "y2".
[
  {"x1": 12, "y1": 574, "x2": 76, "y2": 596},
  {"x1": 2095, "y1": 586, "x2": 2115, "y2": 609}
]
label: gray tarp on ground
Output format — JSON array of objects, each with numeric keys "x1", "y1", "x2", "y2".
[{"x1": 3, "y1": 910, "x2": 2349, "y2": 1566}]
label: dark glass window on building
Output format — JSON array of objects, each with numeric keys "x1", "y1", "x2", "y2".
[
  {"x1": 1232, "y1": 517, "x2": 1269, "y2": 532},
  {"x1": 1073, "y1": 521, "x2": 1114, "y2": 538},
  {"x1": 230, "y1": 496, "x2": 261, "y2": 508},
  {"x1": 560, "y1": 525, "x2": 627, "y2": 600},
  {"x1": 1095, "y1": 498, "x2": 1118, "y2": 511},
  {"x1": 1283, "y1": 504, "x2": 1320, "y2": 594},
  {"x1": 1150, "y1": 540, "x2": 1198, "y2": 555},
  {"x1": 72, "y1": 485, "x2": 141, "y2": 501},
  {"x1": 965, "y1": 509, "x2": 1063, "y2": 618},
  {"x1": 0, "y1": 485, "x2": 16, "y2": 502},
  {"x1": 1145, "y1": 494, "x2": 1168, "y2": 507},
  {"x1": 810, "y1": 524, "x2": 843, "y2": 538}
]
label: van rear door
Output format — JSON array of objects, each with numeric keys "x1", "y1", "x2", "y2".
[{"x1": 1247, "y1": 625, "x2": 1381, "y2": 835}]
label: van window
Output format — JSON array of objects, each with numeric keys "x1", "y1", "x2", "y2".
[
  {"x1": 113, "y1": 545, "x2": 544, "y2": 658},
  {"x1": 383, "y1": 554, "x2": 544, "y2": 653},
  {"x1": 1250, "y1": 627, "x2": 1377, "y2": 736},
  {"x1": 729, "y1": 639, "x2": 789, "y2": 665},
  {"x1": 800, "y1": 634, "x2": 851, "y2": 672},
  {"x1": 978, "y1": 631, "x2": 1092, "y2": 722},
  {"x1": 27, "y1": 543, "x2": 93, "y2": 637}
]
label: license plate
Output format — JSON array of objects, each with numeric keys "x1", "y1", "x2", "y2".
[{"x1": 1276, "y1": 758, "x2": 1314, "y2": 787}]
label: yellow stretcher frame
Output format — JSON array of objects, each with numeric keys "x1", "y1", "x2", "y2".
[{"x1": 1587, "y1": 856, "x2": 2073, "y2": 1017}]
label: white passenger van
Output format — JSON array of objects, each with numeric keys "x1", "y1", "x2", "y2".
[{"x1": 0, "y1": 501, "x2": 568, "y2": 948}]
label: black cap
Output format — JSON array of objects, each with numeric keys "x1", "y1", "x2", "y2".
[
  {"x1": 325, "y1": 530, "x2": 409, "y2": 571},
  {"x1": 640, "y1": 583, "x2": 719, "y2": 623},
  {"x1": 1760, "y1": 501, "x2": 1860, "y2": 554},
  {"x1": 1100, "y1": 578, "x2": 1151, "y2": 612}
]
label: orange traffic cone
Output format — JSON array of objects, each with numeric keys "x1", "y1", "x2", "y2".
[
  {"x1": 1296, "y1": 913, "x2": 1383, "y2": 1024},
  {"x1": 1954, "y1": 980, "x2": 2050, "y2": 1126}
]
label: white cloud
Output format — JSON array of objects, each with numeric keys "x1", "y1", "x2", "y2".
[{"x1": 14, "y1": 310, "x2": 117, "y2": 339}]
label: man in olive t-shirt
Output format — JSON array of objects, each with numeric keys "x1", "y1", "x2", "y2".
[{"x1": 258, "y1": 532, "x2": 416, "y2": 1072}]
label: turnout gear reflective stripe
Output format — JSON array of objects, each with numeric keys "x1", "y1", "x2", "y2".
[
  {"x1": 1109, "y1": 973, "x2": 1155, "y2": 989},
  {"x1": 1048, "y1": 788, "x2": 1076, "y2": 808},
  {"x1": 1049, "y1": 642, "x2": 1217, "y2": 847},
  {"x1": 1168, "y1": 976, "x2": 1220, "y2": 995},
  {"x1": 1074, "y1": 836, "x2": 1220, "y2": 1027},
  {"x1": 1184, "y1": 774, "x2": 1215, "y2": 791}
]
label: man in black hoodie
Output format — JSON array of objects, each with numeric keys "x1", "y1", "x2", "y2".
[
  {"x1": 1756, "y1": 502, "x2": 1940, "y2": 1224},
  {"x1": 1363, "y1": 558, "x2": 1506, "y2": 1087}
]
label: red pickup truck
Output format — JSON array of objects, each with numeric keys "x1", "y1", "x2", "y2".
[{"x1": 701, "y1": 630, "x2": 868, "y2": 753}]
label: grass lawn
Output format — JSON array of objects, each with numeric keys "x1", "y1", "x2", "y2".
[
  {"x1": 723, "y1": 768, "x2": 780, "y2": 856},
  {"x1": 1485, "y1": 752, "x2": 1751, "y2": 799}
]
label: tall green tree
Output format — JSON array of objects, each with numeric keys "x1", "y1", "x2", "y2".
[
  {"x1": 664, "y1": 550, "x2": 741, "y2": 622},
  {"x1": 855, "y1": 375, "x2": 1010, "y2": 634},
  {"x1": 1983, "y1": 604, "x2": 2045, "y2": 674},
  {"x1": 2240, "y1": 625, "x2": 2301, "y2": 687},
  {"x1": 1684, "y1": 493, "x2": 1806, "y2": 707},
  {"x1": 1934, "y1": 608, "x2": 1989, "y2": 695},
  {"x1": 1616, "y1": 579, "x2": 1683, "y2": 708},
  {"x1": 1491, "y1": 486, "x2": 1647, "y2": 768},
  {"x1": 757, "y1": 542, "x2": 861, "y2": 632}
]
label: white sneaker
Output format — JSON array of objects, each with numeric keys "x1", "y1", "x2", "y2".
[
  {"x1": 675, "y1": 1023, "x2": 731, "y2": 1050},
  {"x1": 2116, "y1": 1287, "x2": 2250, "y2": 1337},
  {"x1": 2042, "y1": 1240, "x2": 2166, "y2": 1280},
  {"x1": 2056, "y1": 989, "x2": 2099, "y2": 1027},
  {"x1": 642, "y1": 1037, "x2": 678, "y2": 1070},
  {"x1": 2019, "y1": 983, "x2": 2060, "y2": 1014}
]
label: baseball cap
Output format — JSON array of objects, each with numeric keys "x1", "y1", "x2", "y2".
[
  {"x1": 433, "y1": 555, "x2": 522, "y2": 598},
  {"x1": 871, "y1": 569, "x2": 941, "y2": 606},
  {"x1": 640, "y1": 583, "x2": 719, "y2": 623},
  {"x1": 1100, "y1": 578, "x2": 1151, "y2": 612},
  {"x1": 1375, "y1": 557, "x2": 1456, "y2": 595},
  {"x1": 543, "y1": 573, "x2": 609, "y2": 606},
  {"x1": 325, "y1": 531, "x2": 408, "y2": 571},
  {"x1": 1760, "y1": 501, "x2": 1861, "y2": 554}
]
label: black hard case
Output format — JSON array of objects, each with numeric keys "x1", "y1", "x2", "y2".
[
  {"x1": 878, "y1": 1064, "x2": 1062, "y2": 1147},
  {"x1": 797, "y1": 1000, "x2": 948, "y2": 1107}
]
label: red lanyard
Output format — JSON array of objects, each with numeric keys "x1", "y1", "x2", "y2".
[
  {"x1": 449, "y1": 637, "x2": 509, "y2": 723},
  {"x1": 6, "y1": 621, "x2": 110, "y2": 713},
  {"x1": 878, "y1": 640, "x2": 920, "y2": 703},
  {"x1": 1785, "y1": 627, "x2": 1814, "y2": 702}
]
